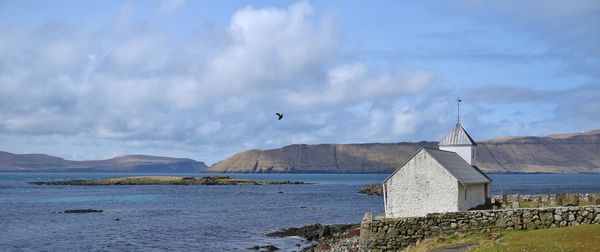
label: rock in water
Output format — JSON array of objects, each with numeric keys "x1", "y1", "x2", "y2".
[
  {"x1": 359, "y1": 184, "x2": 383, "y2": 196},
  {"x1": 261, "y1": 245, "x2": 280, "y2": 251},
  {"x1": 266, "y1": 223, "x2": 358, "y2": 241},
  {"x1": 63, "y1": 209, "x2": 103, "y2": 214},
  {"x1": 247, "y1": 245, "x2": 280, "y2": 251}
]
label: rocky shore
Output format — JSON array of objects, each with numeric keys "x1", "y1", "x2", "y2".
[
  {"x1": 30, "y1": 176, "x2": 306, "y2": 186},
  {"x1": 266, "y1": 223, "x2": 359, "y2": 252}
]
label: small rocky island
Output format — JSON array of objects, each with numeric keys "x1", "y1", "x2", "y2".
[
  {"x1": 30, "y1": 176, "x2": 306, "y2": 186},
  {"x1": 359, "y1": 184, "x2": 383, "y2": 196}
]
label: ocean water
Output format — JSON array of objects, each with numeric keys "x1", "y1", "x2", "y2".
[{"x1": 1, "y1": 173, "x2": 600, "y2": 251}]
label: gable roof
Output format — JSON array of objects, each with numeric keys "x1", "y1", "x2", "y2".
[
  {"x1": 425, "y1": 148, "x2": 490, "y2": 184},
  {"x1": 439, "y1": 122, "x2": 477, "y2": 146},
  {"x1": 383, "y1": 147, "x2": 490, "y2": 185}
]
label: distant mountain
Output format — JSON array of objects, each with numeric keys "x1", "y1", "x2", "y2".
[
  {"x1": 476, "y1": 130, "x2": 600, "y2": 173},
  {"x1": 208, "y1": 130, "x2": 600, "y2": 174},
  {"x1": 0, "y1": 152, "x2": 207, "y2": 172}
]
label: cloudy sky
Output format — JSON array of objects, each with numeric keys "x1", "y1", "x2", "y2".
[{"x1": 0, "y1": 0, "x2": 598, "y2": 164}]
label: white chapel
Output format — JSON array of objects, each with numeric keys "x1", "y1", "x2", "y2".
[{"x1": 383, "y1": 122, "x2": 492, "y2": 218}]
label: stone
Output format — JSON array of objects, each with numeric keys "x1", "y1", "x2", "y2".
[
  {"x1": 554, "y1": 215, "x2": 563, "y2": 221},
  {"x1": 63, "y1": 209, "x2": 103, "y2": 214},
  {"x1": 387, "y1": 228, "x2": 398, "y2": 237},
  {"x1": 541, "y1": 212, "x2": 554, "y2": 224},
  {"x1": 512, "y1": 217, "x2": 521, "y2": 225},
  {"x1": 495, "y1": 218, "x2": 507, "y2": 227},
  {"x1": 261, "y1": 245, "x2": 280, "y2": 251},
  {"x1": 556, "y1": 194, "x2": 563, "y2": 206},
  {"x1": 512, "y1": 201, "x2": 520, "y2": 209}
]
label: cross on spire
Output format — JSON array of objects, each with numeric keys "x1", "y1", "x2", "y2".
[{"x1": 457, "y1": 97, "x2": 462, "y2": 122}]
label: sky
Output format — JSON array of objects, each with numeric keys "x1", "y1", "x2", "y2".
[{"x1": 0, "y1": 0, "x2": 598, "y2": 164}]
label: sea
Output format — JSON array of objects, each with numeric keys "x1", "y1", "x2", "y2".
[{"x1": 1, "y1": 173, "x2": 600, "y2": 251}]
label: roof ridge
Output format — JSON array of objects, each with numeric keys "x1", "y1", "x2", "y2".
[{"x1": 423, "y1": 147, "x2": 455, "y2": 153}]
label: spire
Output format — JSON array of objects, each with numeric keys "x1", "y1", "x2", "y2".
[
  {"x1": 439, "y1": 122, "x2": 477, "y2": 146},
  {"x1": 457, "y1": 97, "x2": 462, "y2": 123}
]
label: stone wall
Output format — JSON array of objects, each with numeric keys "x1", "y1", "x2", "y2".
[
  {"x1": 492, "y1": 193, "x2": 600, "y2": 208},
  {"x1": 360, "y1": 205, "x2": 600, "y2": 251}
]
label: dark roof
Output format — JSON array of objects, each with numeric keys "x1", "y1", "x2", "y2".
[
  {"x1": 439, "y1": 123, "x2": 477, "y2": 146},
  {"x1": 424, "y1": 148, "x2": 490, "y2": 184},
  {"x1": 383, "y1": 147, "x2": 490, "y2": 185}
]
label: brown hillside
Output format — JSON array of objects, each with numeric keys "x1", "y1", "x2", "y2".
[
  {"x1": 208, "y1": 130, "x2": 600, "y2": 173},
  {"x1": 0, "y1": 152, "x2": 207, "y2": 173}
]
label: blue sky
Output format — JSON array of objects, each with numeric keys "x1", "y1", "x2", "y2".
[{"x1": 0, "y1": 0, "x2": 598, "y2": 164}]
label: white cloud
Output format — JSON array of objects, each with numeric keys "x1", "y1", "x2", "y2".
[
  {"x1": 206, "y1": 1, "x2": 338, "y2": 92},
  {"x1": 391, "y1": 110, "x2": 420, "y2": 137},
  {"x1": 7, "y1": 1, "x2": 594, "y2": 164},
  {"x1": 286, "y1": 64, "x2": 432, "y2": 108}
]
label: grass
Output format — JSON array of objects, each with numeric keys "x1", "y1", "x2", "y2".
[
  {"x1": 474, "y1": 224, "x2": 600, "y2": 252},
  {"x1": 518, "y1": 202, "x2": 532, "y2": 208},
  {"x1": 404, "y1": 231, "x2": 498, "y2": 252},
  {"x1": 405, "y1": 224, "x2": 600, "y2": 252}
]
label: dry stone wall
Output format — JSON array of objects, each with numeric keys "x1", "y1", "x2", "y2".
[
  {"x1": 492, "y1": 193, "x2": 600, "y2": 208},
  {"x1": 360, "y1": 205, "x2": 600, "y2": 251}
]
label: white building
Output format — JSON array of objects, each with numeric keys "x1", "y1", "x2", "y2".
[{"x1": 383, "y1": 122, "x2": 491, "y2": 218}]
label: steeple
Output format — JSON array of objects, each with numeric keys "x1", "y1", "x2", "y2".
[
  {"x1": 439, "y1": 98, "x2": 477, "y2": 165},
  {"x1": 439, "y1": 122, "x2": 477, "y2": 147}
]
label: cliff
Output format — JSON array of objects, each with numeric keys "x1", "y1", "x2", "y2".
[
  {"x1": 0, "y1": 152, "x2": 207, "y2": 172},
  {"x1": 209, "y1": 142, "x2": 438, "y2": 173},
  {"x1": 208, "y1": 130, "x2": 600, "y2": 173},
  {"x1": 476, "y1": 130, "x2": 600, "y2": 173}
]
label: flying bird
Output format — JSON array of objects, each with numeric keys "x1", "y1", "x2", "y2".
[{"x1": 275, "y1": 113, "x2": 284, "y2": 120}]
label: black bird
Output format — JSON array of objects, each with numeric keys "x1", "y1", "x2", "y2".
[{"x1": 275, "y1": 113, "x2": 284, "y2": 120}]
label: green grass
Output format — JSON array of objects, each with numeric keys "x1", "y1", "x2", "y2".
[
  {"x1": 518, "y1": 202, "x2": 532, "y2": 208},
  {"x1": 405, "y1": 224, "x2": 600, "y2": 252},
  {"x1": 404, "y1": 231, "x2": 497, "y2": 252},
  {"x1": 474, "y1": 224, "x2": 600, "y2": 252}
]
